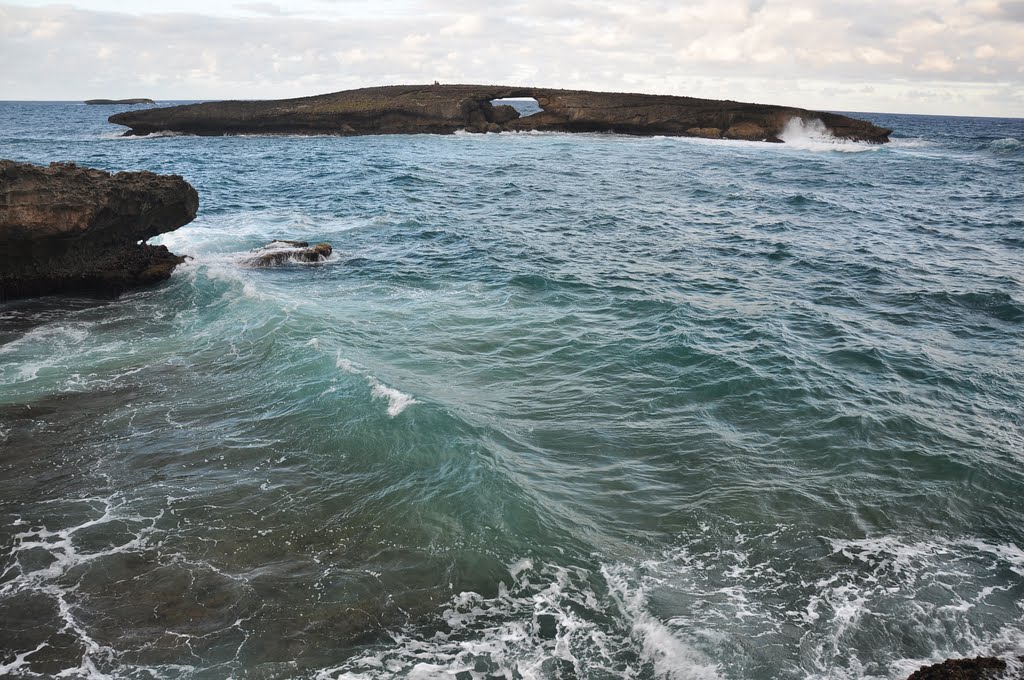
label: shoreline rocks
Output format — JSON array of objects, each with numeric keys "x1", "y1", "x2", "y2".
[
  {"x1": 0, "y1": 160, "x2": 198, "y2": 301},
  {"x1": 247, "y1": 240, "x2": 333, "y2": 267},
  {"x1": 907, "y1": 656, "x2": 1024, "y2": 679},
  {"x1": 108, "y1": 84, "x2": 892, "y2": 143}
]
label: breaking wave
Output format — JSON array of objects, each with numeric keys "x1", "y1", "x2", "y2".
[{"x1": 779, "y1": 118, "x2": 880, "y2": 153}]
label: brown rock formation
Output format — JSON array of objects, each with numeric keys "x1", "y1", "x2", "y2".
[
  {"x1": 247, "y1": 240, "x2": 333, "y2": 267},
  {"x1": 108, "y1": 84, "x2": 891, "y2": 143},
  {"x1": 0, "y1": 160, "x2": 198, "y2": 301}
]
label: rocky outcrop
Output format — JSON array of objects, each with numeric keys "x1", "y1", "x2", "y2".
[
  {"x1": 907, "y1": 656, "x2": 1024, "y2": 679},
  {"x1": 0, "y1": 160, "x2": 198, "y2": 301},
  {"x1": 246, "y1": 240, "x2": 333, "y2": 266},
  {"x1": 85, "y1": 98, "x2": 155, "y2": 105},
  {"x1": 108, "y1": 84, "x2": 891, "y2": 143}
]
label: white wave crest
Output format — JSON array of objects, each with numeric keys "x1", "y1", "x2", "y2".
[
  {"x1": 989, "y1": 137, "x2": 1022, "y2": 152},
  {"x1": 779, "y1": 117, "x2": 880, "y2": 153},
  {"x1": 336, "y1": 354, "x2": 418, "y2": 417},
  {"x1": 368, "y1": 378, "x2": 418, "y2": 417}
]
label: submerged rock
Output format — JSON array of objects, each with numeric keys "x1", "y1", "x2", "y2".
[
  {"x1": 247, "y1": 240, "x2": 333, "y2": 267},
  {"x1": 0, "y1": 160, "x2": 198, "y2": 301},
  {"x1": 906, "y1": 656, "x2": 1024, "y2": 679},
  {"x1": 108, "y1": 84, "x2": 892, "y2": 143}
]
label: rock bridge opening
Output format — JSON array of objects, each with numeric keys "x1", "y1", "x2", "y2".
[{"x1": 490, "y1": 97, "x2": 543, "y2": 118}]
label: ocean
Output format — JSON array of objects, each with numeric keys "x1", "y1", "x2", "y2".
[{"x1": 0, "y1": 101, "x2": 1022, "y2": 680}]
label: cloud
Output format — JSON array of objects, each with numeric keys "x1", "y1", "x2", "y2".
[
  {"x1": 997, "y1": 0, "x2": 1024, "y2": 20},
  {"x1": 234, "y1": 2, "x2": 298, "y2": 16},
  {"x1": 0, "y1": 0, "x2": 1021, "y2": 115}
]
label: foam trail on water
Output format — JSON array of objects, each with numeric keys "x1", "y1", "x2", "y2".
[
  {"x1": 603, "y1": 564, "x2": 723, "y2": 680},
  {"x1": 0, "y1": 324, "x2": 91, "y2": 383},
  {"x1": 2, "y1": 496, "x2": 165, "y2": 679},
  {"x1": 315, "y1": 558, "x2": 722, "y2": 680}
]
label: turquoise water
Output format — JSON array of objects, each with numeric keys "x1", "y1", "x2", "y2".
[{"x1": 1, "y1": 102, "x2": 1023, "y2": 679}]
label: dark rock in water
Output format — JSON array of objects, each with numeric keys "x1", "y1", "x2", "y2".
[
  {"x1": 248, "y1": 240, "x2": 333, "y2": 267},
  {"x1": 108, "y1": 84, "x2": 892, "y2": 143},
  {"x1": 906, "y1": 656, "x2": 1024, "y2": 679},
  {"x1": 0, "y1": 160, "x2": 198, "y2": 301},
  {"x1": 85, "y1": 98, "x2": 155, "y2": 105}
]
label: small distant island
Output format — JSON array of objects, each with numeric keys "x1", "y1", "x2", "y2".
[
  {"x1": 107, "y1": 84, "x2": 892, "y2": 143},
  {"x1": 85, "y1": 98, "x2": 155, "y2": 105}
]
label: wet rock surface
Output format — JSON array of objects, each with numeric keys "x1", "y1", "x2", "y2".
[
  {"x1": 907, "y1": 656, "x2": 1024, "y2": 679},
  {"x1": 247, "y1": 240, "x2": 333, "y2": 267},
  {"x1": 0, "y1": 160, "x2": 198, "y2": 301},
  {"x1": 109, "y1": 84, "x2": 892, "y2": 143}
]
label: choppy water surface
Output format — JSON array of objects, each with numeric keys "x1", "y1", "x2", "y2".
[{"x1": 1, "y1": 102, "x2": 1022, "y2": 679}]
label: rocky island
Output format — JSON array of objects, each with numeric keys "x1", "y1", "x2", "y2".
[
  {"x1": 0, "y1": 160, "x2": 197, "y2": 301},
  {"x1": 108, "y1": 84, "x2": 891, "y2": 143},
  {"x1": 85, "y1": 98, "x2": 156, "y2": 105}
]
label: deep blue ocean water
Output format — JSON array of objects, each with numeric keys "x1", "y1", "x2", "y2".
[{"x1": 0, "y1": 101, "x2": 1022, "y2": 680}]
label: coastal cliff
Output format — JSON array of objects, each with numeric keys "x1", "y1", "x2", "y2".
[
  {"x1": 0, "y1": 160, "x2": 198, "y2": 301},
  {"x1": 108, "y1": 84, "x2": 892, "y2": 143}
]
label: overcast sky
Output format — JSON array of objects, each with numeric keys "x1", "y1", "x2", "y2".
[{"x1": 1, "y1": 0, "x2": 1022, "y2": 116}]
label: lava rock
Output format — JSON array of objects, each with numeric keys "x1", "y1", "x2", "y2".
[
  {"x1": 907, "y1": 656, "x2": 1024, "y2": 680},
  {"x1": 248, "y1": 240, "x2": 333, "y2": 267},
  {"x1": 108, "y1": 84, "x2": 892, "y2": 143},
  {"x1": 0, "y1": 160, "x2": 198, "y2": 301}
]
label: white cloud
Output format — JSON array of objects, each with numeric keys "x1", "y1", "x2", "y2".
[
  {"x1": 439, "y1": 14, "x2": 484, "y2": 36},
  {"x1": 916, "y1": 52, "x2": 956, "y2": 73},
  {"x1": 0, "y1": 0, "x2": 1021, "y2": 115}
]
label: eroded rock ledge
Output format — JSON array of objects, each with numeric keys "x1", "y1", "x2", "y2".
[
  {"x1": 109, "y1": 84, "x2": 891, "y2": 143},
  {"x1": 0, "y1": 160, "x2": 198, "y2": 301}
]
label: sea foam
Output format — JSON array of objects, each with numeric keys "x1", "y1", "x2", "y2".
[{"x1": 779, "y1": 117, "x2": 880, "y2": 153}]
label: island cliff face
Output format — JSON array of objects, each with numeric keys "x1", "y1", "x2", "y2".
[
  {"x1": 0, "y1": 161, "x2": 198, "y2": 301},
  {"x1": 108, "y1": 84, "x2": 892, "y2": 143}
]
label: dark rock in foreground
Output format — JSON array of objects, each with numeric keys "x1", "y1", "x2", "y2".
[
  {"x1": 0, "y1": 160, "x2": 198, "y2": 301},
  {"x1": 85, "y1": 98, "x2": 155, "y2": 105},
  {"x1": 247, "y1": 240, "x2": 333, "y2": 267},
  {"x1": 108, "y1": 84, "x2": 891, "y2": 143},
  {"x1": 907, "y1": 656, "x2": 1024, "y2": 679}
]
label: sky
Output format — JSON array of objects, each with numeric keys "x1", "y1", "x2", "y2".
[{"x1": 1, "y1": 0, "x2": 1022, "y2": 116}]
